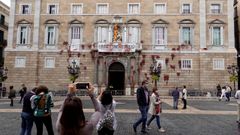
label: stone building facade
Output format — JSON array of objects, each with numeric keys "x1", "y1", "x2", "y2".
[{"x1": 6, "y1": 0, "x2": 236, "y2": 95}]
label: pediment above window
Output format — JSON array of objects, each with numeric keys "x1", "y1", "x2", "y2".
[
  {"x1": 17, "y1": 19, "x2": 32, "y2": 24},
  {"x1": 69, "y1": 19, "x2": 84, "y2": 24},
  {"x1": 44, "y1": 19, "x2": 60, "y2": 24},
  {"x1": 208, "y1": 19, "x2": 225, "y2": 24},
  {"x1": 178, "y1": 19, "x2": 195, "y2": 24},
  {"x1": 152, "y1": 19, "x2": 169, "y2": 24},
  {"x1": 95, "y1": 19, "x2": 110, "y2": 24},
  {"x1": 127, "y1": 19, "x2": 142, "y2": 24}
]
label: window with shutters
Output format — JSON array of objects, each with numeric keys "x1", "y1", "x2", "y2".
[
  {"x1": 213, "y1": 58, "x2": 224, "y2": 70},
  {"x1": 208, "y1": 19, "x2": 225, "y2": 46},
  {"x1": 71, "y1": 4, "x2": 83, "y2": 14},
  {"x1": 17, "y1": 25, "x2": 31, "y2": 45},
  {"x1": 97, "y1": 3, "x2": 109, "y2": 14},
  {"x1": 47, "y1": 4, "x2": 58, "y2": 14},
  {"x1": 154, "y1": 3, "x2": 166, "y2": 14},
  {"x1": 20, "y1": 4, "x2": 31, "y2": 14},
  {"x1": 154, "y1": 27, "x2": 166, "y2": 45},
  {"x1": 212, "y1": 27, "x2": 222, "y2": 46},
  {"x1": 70, "y1": 26, "x2": 83, "y2": 51},
  {"x1": 128, "y1": 3, "x2": 140, "y2": 14}
]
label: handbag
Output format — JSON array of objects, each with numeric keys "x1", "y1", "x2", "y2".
[{"x1": 155, "y1": 104, "x2": 160, "y2": 114}]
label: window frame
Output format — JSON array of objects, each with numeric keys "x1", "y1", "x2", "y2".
[
  {"x1": 15, "y1": 56, "x2": 26, "y2": 68},
  {"x1": 211, "y1": 26, "x2": 223, "y2": 46},
  {"x1": 69, "y1": 24, "x2": 83, "y2": 51},
  {"x1": 16, "y1": 25, "x2": 31, "y2": 45},
  {"x1": 154, "y1": 3, "x2": 166, "y2": 14},
  {"x1": 181, "y1": 3, "x2": 192, "y2": 14},
  {"x1": 71, "y1": 3, "x2": 83, "y2": 15},
  {"x1": 210, "y1": 3, "x2": 221, "y2": 14},
  {"x1": 212, "y1": 58, "x2": 224, "y2": 70},
  {"x1": 128, "y1": 3, "x2": 140, "y2": 14},
  {"x1": 47, "y1": 3, "x2": 59, "y2": 14},
  {"x1": 44, "y1": 25, "x2": 58, "y2": 49},
  {"x1": 44, "y1": 57, "x2": 55, "y2": 68},
  {"x1": 20, "y1": 4, "x2": 31, "y2": 14},
  {"x1": 181, "y1": 59, "x2": 192, "y2": 70},
  {"x1": 96, "y1": 3, "x2": 109, "y2": 14}
]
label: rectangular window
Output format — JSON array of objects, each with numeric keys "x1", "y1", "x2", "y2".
[
  {"x1": 45, "y1": 57, "x2": 55, "y2": 68},
  {"x1": 97, "y1": 4, "x2": 108, "y2": 14},
  {"x1": 211, "y1": 4, "x2": 221, "y2": 14},
  {"x1": 212, "y1": 27, "x2": 221, "y2": 45},
  {"x1": 181, "y1": 59, "x2": 192, "y2": 70},
  {"x1": 155, "y1": 4, "x2": 166, "y2": 14},
  {"x1": 213, "y1": 59, "x2": 224, "y2": 70},
  {"x1": 128, "y1": 4, "x2": 140, "y2": 14},
  {"x1": 128, "y1": 27, "x2": 139, "y2": 43},
  {"x1": 156, "y1": 59, "x2": 166, "y2": 69},
  {"x1": 182, "y1": 4, "x2": 191, "y2": 14},
  {"x1": 48, "y1": 4, "x2": 58, "y2": 14},
  {"x1": 182, "y1": 27, "x2": 191, "y2": 44},
  {"x1": 15, "y1": 57, "x2": 26, "y2": 68},
  {"x1": 0, "y1": 15, "x2": 5, "y2": 25},
  {"x1": 70, "y1": 26, "x2": 82, "y2": 51},
  {"x1": 20, "y1": 26, "x2": 28, "y2": 44},
  {"x1": 45, "y1": 26, "x2": 57, "y2": 46},
  {"x1": 71, "y1": 4, "x2": 83, "y2": 14},
  {"x1": 97, "y1": 26, "x2": 108, "y2": 42},
  {"x1": 154, "y1": 27, "x2": 166, "y2": 45},
  {"x1": 21, "y1": 5, "x2": 30, "y2": 14}
]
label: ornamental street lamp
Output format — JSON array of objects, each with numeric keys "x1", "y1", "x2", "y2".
[
  {"x1": 227, "y1": 63, "x2": 238, "y2": 91},
  {"x1": 67, "y1": 60, "x2": 80, "y2": 83},
  {"x1": 150, "y1": 59, "x2": 161, "y2": 87}
]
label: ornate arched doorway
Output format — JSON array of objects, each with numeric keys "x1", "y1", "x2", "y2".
[{"x1": 108, "y1": 62, "x2": 125, "y2": 95}]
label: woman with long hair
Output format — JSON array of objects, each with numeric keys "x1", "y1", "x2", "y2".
[
  {"x1": 146, "y1": 87, "x2": 165, "y2": 133},
  {"x1": 56, "y1": 83, "x2": 101, "y2": 135}
]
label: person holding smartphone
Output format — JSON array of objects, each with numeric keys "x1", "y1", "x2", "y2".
[{"x1": 56, "y1": 83, "x2": 101, "y2": 135}]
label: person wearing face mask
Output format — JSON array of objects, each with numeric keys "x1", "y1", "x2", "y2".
[{"x1": 133, "y1": 80, "x2": 150, "y2": 134}]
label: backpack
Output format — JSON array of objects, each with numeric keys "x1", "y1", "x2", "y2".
[
  {"x1": 97, "y1": 104, "x2": 114, "y2": 131},
  {"x1": 34, "y1": 94, "x2": 50, "y2": 117}
]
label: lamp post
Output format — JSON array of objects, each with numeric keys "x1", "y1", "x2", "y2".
[
  {"x1": 150, "y1": 59, "x2": 161, "y2": 87},
  {"x1": 227, "y1": 63, "x2": 238, "y2": 91},
  {"x1": 67, "y1": 60, "x2": 80, "y2": 83},
  {"x1": 0, "y1": 67, "x2": 8, "y2": 98}
]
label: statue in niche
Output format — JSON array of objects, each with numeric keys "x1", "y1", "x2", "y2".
[{"x1": 113, "y1": 24, "x2": 122, "y2": 42}]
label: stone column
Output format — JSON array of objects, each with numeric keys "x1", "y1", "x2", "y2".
[
  {"x1": 6, "y1": 0, "x2": 16, "y2": 50},
  {"x1": 228, "y1": 0, "x2": 235, "y2": 49},
  {"x1": 33, "y1": 0, "x2": 41, "y2": 50},
  {"x1": 199, "y1": 0, "x2": 206, "y2": 49}
]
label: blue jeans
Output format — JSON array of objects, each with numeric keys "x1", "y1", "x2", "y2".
[
  {"x1": 173, "y1": 99, "x2": 178, "y2": 109},
  {"x1": 147, "y1": 115, "x2": 161, "y2": 129},
  {"x1": 133, "y1": 105, "x2": 149, "y2": 131},
  {"x1": 20, "y1": 112, "x2": 34, "y2": 135}
]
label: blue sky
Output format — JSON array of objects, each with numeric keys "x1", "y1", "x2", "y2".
[{"x1": 1, "y1": 0, "x2": 10, "y2": 7}]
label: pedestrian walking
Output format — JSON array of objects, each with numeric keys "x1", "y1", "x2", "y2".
[
  {"x1": 235, "y1": 89, "x2": 240, "y2": 123},
  {"x1": 56, "y1": 83, "x2": 102, "y2": 135},
  {"x1": 182, "y1": 85, "x2": 187, "y2": 109},
  {"x1": 133, "y1": 80, "x2": 150, "y2": 134},
  {"x1": 33, "y1": 85, "x2": 54, "y2": 135},
  {"x1": 96, "y1": 89, "x2": 117, "y2": 135},
  {"x1": 216, "y1": 84, "x2": 221, "y2": 97},
  {"x1": 20, "y1": 87, "x2": 37, "y2": 135},
  {"x1": 172, "y1": 87, "x2": 180, "y2": 109},
  {"x1": 19, "y1": 84, "x2": 27, "y2": 104},
  {"x1": 8, "y1": 86, "x2": 16, "y2": 106},
  {"x1": 225, "y1": 85, "x2": 232, "y2": 101},
  {"x1": 146, "y1": 87, "x2": 165, "y2": 133},
  {"x1": 219, "y1": 86, "x2": 227, "y2": 101}
]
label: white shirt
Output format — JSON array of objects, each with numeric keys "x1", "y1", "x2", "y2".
[
  {"x1": 235, "y1": 90, "x2": 240, "y2": 104},
  {"x1": 183, "y1": 89, "x2": 187, "y2": 99}
]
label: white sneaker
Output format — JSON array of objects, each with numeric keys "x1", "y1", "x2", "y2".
[
  {"x1": 158, "y1": 128, "x2": 165, "y2": 133},
  {"x1": 146, "y1": 126, "x2": 151, "y2": 130}
]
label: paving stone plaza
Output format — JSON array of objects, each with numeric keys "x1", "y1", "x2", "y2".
[{"x1": 0, "y1": 96, "x2": 238, "y2": 135}]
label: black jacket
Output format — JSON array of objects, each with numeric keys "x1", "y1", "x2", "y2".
[{"x1": 136, "y1": 86, "x2": 150, "y2": 106}]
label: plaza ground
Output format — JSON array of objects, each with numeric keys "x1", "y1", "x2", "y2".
[{"x1": 0, "y1": 96, "x2": 239, "y2": 135}]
